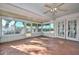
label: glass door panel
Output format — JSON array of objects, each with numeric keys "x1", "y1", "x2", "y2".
[
  {"x1": 68, "y1": 20, "x2": 76, "y2": 38},
  {"x1": 58, "y1": 21, "x2": 64, "y2": 37}
]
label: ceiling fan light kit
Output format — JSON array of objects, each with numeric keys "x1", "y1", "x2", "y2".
[{"x1": 44, "y1": 3, "x2": 66, "y2": 16}]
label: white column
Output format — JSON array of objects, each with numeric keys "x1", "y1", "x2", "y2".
[
  {"x1": 0, "y1": 16, "x2": 2, "y2": 42},
  {"x1": 41, "y1": 23, "x2": 44, "y2": 36},
  {"x1": 77, "y1": 18, "x2": 79, "y2": 41}
]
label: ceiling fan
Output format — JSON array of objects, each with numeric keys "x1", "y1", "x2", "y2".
[{"x1": 44, "y1": 3, "x2": 67, "y2": 16}]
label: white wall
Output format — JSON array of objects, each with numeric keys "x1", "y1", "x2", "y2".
[{"x1": 1, "y1": 34, "x2": 26, "y2": 43}]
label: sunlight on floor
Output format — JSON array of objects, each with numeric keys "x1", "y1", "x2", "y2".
[
  {"x1": 40, "y1": 37, "x2": 49, "y2": 40},
  {"x1": 29, "y1": 40, "x2": 47, "y2": 46},
  {"x1": 10, "y1": 41, "x2": 48, "y2": 55}
]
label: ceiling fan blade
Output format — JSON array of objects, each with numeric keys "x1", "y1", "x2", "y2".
[
  {"x1": 44, "y1": 10, "x2": 50, "y2": 14},
  {"x1": 44, "y1": 4, "x2": 52, "y2": 9},
  {"x1": 58, "y1": 8, "x2": 68, "y2": 12},
  {"x1": 56, "y1": 3, "x2": 64, "y2": 8}
]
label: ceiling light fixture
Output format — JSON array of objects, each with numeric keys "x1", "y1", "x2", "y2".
[
  {"x1": 50, "y1": 9, "x2": 53, "y2": 12},
  {"x1": 54, "y1": 8, "x2": 57, "y2": 11}
]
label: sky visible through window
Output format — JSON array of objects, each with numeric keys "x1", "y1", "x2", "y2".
[
  {"x1": 15, "y1": 21, "x2": 24, "y2": 27},
  {"x1": 50, "y1": 23, "x2": 54, "y2": 28},
  {"x1": 2, "y1": 19, "x2": 6, "y2": 26}
]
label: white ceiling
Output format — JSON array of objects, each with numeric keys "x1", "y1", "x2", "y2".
[{"x1": 0, "y1": 3, "x2": 79, "y2": 22}]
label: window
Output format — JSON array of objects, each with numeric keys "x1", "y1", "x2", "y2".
[
  {"x1": 43, "y1": 23, "x2": 54, "y2": 32},
  {"x1": 2, "y1": 19, "x2": 25, "y2": 35},
  {"x1": 50, "y1": 23, "x2": 54, "y2": 31},
  {"x1": 32, "y1": 23, "x2": 37, "y2": 32},
  {"x1": 26, "y1": 23, "x2": 31, "y2": 33},
  {"x1": 38, "y1": 24, "x2": 41, "y2": 32},
  {"x1": 15, "y1": 21, "x2": 25, "y2": 34},
  {"x1": 2, "y1": 19, "x2": 15, "y2": 35},
  {"x1": 25, "y1": 23, "x2": 32, "y2": 37},
  {"x1": 43, "y1": 24, "x2": 49, "y2": 31}
]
